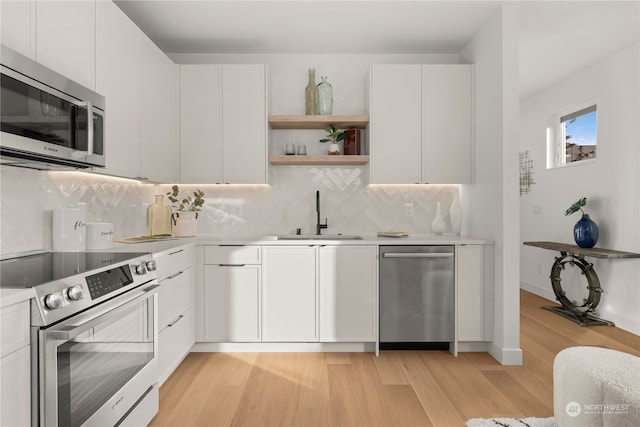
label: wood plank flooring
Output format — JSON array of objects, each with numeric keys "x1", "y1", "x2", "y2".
[{"x1": 149, "y1": 290, "x2": 640, "y2": 426}]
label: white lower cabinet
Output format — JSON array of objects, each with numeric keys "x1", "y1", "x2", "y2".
[
  {"x1": 155, "y1": 245, "x2": 196, "y2": 384},
  {"x1": 262, "y1": 246, "x2": 317, "y2": 342},
  {"x1": 0, "y1": 301, "x2": 30, "y2": 427},
  {"x1": 456, "y1": 244, "x2": 494, "y2": 342},
  {"x1": 203, "y1": 245, "x2": 262, "y2": 342},
  {"x1": 319, "y1": 246, "x2": 377, "y2": 342},
  {"x1": 204, "y1": 264, "x2": 261, "y2": 342}
]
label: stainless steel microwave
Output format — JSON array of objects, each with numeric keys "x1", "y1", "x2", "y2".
[{"x1": 1, "y1": 45, "x2": 105, "y2": 169}]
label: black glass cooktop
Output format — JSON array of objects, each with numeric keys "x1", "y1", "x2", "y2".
[{"x1": 0, "y1": 252, "x2": 149, "y2": 289}]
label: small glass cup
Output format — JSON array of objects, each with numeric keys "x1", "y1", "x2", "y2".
[
  {"x1": 285, "y1": 143, "x2": 295, "y2": 155},
  {"x1": 297, "y1": 145, "x2": 307, "y2": 155}
]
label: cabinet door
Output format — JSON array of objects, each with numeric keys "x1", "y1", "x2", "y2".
[
  {"x1": 0, "y1": 346, "x2": 31, "y2": 427},
  {"x1": 96, "y1": 0, "x2": 141, "y2": 176},
  {"x1": 158, "y1": 307, "x2": 194, "y2": 385},
  {"x1": 222, "y1": 64, "x2": 267, "y2": 184},
  {"x1": 457, "y1": 244, "x2": 491, "y2": 341},
  {"x1": 369, "y1": 64, "x2": 422, "y2": 184},
  {"x1": 1, "y1": 0, "x2": 35, "y2": 58},
  {"x1": 36, "y1": 0, "x2": 95, "y2": 89},
  {"x1": 421, "y1": 64, "x2": 473, "y2": 184},
  {"x1": 319, "y1": 246, "x2": 376, "y2": 341},
  {"x1": 139, "y1": 34, "x2": 178, "y2": 182},
  {"x1": 180, "y1": 65, "x2": 223, "y2": 183},
  {"x1": 158, "y1": 267, "x2": 194, "y2": 330},
  {"x1": 262, "y1": 246, "x2": 316, "y2": 342},
  {"x1": 204, "y1": 265, "x2": 260, "y2": 342}
]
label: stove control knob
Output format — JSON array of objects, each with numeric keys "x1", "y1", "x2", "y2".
[
  {"x1": 145, "y1": 260, "x2": 157, "y2": 271},
  {"x1": 44, "y1": 293, "x2": 63, "y2": 310},
  {"x1": 66, "y1": 285, "x2": 84, "y2": 301},
  {"x1": 135, "y1": 263, "x2": 147, "y2": 275}
]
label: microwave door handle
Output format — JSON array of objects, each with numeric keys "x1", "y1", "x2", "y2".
[
  {"x1": 71, "y1": 101, "x2": 94, "y2": 159},
  {"x1": 46, "y1": 284, "x2": 159, "y2": 341}
]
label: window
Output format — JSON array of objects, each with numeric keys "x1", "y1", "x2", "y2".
[{"x1": 548, "y1": 104, "x2": 597, "y2": 168}]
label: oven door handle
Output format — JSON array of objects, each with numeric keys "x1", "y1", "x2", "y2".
[{"x1": 46, "y1": 284, "x2": 159, "y2": 341}]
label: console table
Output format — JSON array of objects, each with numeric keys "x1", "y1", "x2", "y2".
[{"x1": 523, "y1": 241, "x2": 640, "y2": 326}]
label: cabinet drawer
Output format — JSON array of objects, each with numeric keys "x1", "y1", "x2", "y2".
[
  {"x1": 158, "y1": 266, "x2": 194, "y2": 330},
  {"x1": 204, "y1": 245, "x2": 261, "y2": 265},
  {"x1": 1, "y1": 301, "x2": 29, "y2": 358},
  {"x1": 154, "y1": 244, "x2": 195, "y2": 279},
  {"x1": 158, "y1": 307, "x2": 194, "y2": 384}
]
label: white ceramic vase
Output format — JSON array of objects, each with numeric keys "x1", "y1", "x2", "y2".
[
  {"x1": 432, "y1": 202, "x2": 446, "y2": 235},
  {"x1": 450, "y1": 193, "x2": 463, "y2": 236},
  {"x1": 172, "y1": 212, "x2": 197, "y2": 237}
]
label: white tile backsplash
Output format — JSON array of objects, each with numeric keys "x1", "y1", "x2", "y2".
[{"x1": 1, "y1": 165, "x2": 460, "y2": 254}]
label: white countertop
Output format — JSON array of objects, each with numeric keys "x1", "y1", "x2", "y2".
[{"x1": 1, "y1": 234, "x2": 491, "y2": 307}]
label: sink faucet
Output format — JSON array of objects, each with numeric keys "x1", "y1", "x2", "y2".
[{"x1": 316, "y1": 190, "x2": 328, "y2": 235}]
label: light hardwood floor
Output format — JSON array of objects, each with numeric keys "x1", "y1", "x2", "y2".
[{"x1": 150, "y1": 290, "x2": 640, "y2": 426}]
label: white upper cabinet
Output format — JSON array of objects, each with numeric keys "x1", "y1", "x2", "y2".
[
  {"x1": 180, "y1": 64, "x2": 267, "y2": 184},
  {"x1": 36, "y1": 0, "x2": 95, "y2": 90},
  {"x1": 1, "y1": 0, "x2": 35, "y2": 58},
  {"x1": 370, "y1": 64, "x2": 473, "y2": 184},
  {"x1": 180, "y1": 65, "x2": 223, "y2": 184},
  {"x1": 139, "y1": 34, "x2": 179, "y2": 183},
  {"x1": 421, "y1": 65, "x2": 473, "y2": 184},
  {"x1": 369, "y1": 64, "x2": 422, "y2": 184},
  {"x1": 96, "y1": 0, "x2": 141, "y2": 177}
]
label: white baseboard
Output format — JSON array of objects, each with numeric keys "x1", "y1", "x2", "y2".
[
  {"x1": 192, "y1": 342, "x2": 376, "y2": 353},
  {"x1": 520, "y1": 280, "x2": 556, "y2": 302},
  {"x1": 489, "y1": 342, "x2": 523, "y2": 365}
]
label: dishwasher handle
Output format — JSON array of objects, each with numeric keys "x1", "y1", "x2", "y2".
[{"x1": 382, "y1": 252, "x2": 453, "y2": 259}]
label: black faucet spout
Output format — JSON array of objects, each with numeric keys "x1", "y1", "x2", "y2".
[{"x1": 316, "y1": 190, "x2": 328, "y2": 235}]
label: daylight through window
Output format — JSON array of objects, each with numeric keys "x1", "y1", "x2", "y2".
[{"x1": 560, "y1": 104, "x2": 597, "y2": 164}]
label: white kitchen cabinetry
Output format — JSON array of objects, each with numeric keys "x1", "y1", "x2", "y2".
[
  {"x1": 36, "y1": 0, "x2": 95, "y2": 89},
  {"x1": 262, "y1": 246, "x2": 317, "y2": 342},
  {"x1": 319, "y1": 246, "x2": 377, "y2": 342},
  {"x1": 456, "y1": 244, "x2": 494, "y2": 342},
  {"x1": 155, "y1": 245, "x2": 196, "y2": 384},
  {"x1": 180, "y1": 64, "x2": 267, "y2": 184},
  {"x1": 0, "y1": 0, "x2": 35, "y2": 58},
  {"x1": 96, "y1": 0, "x2": 141, "y2": 177},
  {"x1": 0, "y1": 301, "x2": 30, "y2": 426},
  {"x1": 139, "y1": 34, "x2": 179, "y2": 183},
  {"x1": 370, "y1": 64, "x2": 473, "y2": 184},
  {"x1": 203, "y1": 245, "x2": 261, "y2": 342}
]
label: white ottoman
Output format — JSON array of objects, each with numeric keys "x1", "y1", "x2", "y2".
[{"x1": 554, "y1": 346, "x2": 640, "y2": 427}]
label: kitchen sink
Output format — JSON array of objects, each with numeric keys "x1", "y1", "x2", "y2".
[{"x1": 277, "y1": 234, "x2": 363, "y2": 240}]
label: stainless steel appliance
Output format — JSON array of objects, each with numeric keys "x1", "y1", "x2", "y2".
[
  {"x1": 379, "y1": 245, "x2": 455, "y2": 350},
  {"x1": 0, "y1": 45, "x2": 105, "y2": 169},
  {"x1": 0, "y1": 251, "x2": 159, "y2": 427}
]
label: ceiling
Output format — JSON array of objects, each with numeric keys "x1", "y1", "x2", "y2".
[{"x1": 115, "y1": 1, "x2": 640, "y2": 99}]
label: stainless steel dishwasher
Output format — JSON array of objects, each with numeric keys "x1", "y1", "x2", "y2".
[{"x1": 379, "y1": 245, "x2": 454, "y2": 350}]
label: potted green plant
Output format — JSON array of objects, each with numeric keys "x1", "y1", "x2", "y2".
[
  {"x1": 166, "y1": 185, "x2": 205, "y2": 237},
  {"x1": 565, "y1": 197, "x2": 599, "y2": 248},
  {"x1": 319, "y1": 125, "x2": 345, "y2": 155}
]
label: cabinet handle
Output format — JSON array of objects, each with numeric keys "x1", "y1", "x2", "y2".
[
  {"x1": 218, "y1": 264, "x2": 246, "y2": 267},
  {"x1": 167, "y1": 314, "x2": 184, "y2": 327},
  {"x1": 219, "y1": 244, "x2": 245, "y2": 247},
  {"x1": 168, "y1": 249, "x2": 184, "y2": 256},
  {"x1": 167, "y1": 271, "x2": 184, "y2": 280}
]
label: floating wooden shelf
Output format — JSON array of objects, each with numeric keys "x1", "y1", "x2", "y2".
[
  {"x1": 269, "y1": 155, "x2": 369, "y2": 165},
  {"x1": 268, "y1": 115, "x2": 369, "y2": 129}
]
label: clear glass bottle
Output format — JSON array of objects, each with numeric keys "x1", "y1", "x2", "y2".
[
  {"x1": 305, "y1": 68, "x2": 317, "y2": 115},
  {"x1": 147, "y1": 195, "x2": 172, "y2": 236},
  {"x1": 316, "y1": 76, "x2": 333, "y2": 115}
]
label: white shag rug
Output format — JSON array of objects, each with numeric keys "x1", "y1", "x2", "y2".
[{"x1": 466, "y1": 417, "x2": 557, "y2": 427}]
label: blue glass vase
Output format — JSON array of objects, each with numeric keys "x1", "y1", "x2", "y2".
[{"x1": 574, "y1": 213, "x2": 599, "y2": 248}]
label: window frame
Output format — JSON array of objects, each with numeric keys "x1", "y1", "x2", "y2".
[{"x1": 547, "y1": 101, "x2": 598, "y2": 170}]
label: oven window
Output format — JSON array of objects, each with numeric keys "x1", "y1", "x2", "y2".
[
  {"x1": 56, "y1": 300, "x2": 154, "y2": 427},
  {"x1": 1, "y1": 74, "x2": 76, "y2": 148}
]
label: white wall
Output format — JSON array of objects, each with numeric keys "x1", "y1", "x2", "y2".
[
  {"x1": 461, "y1": 5, "x2": 522, "y2": 365},
  {"x1": 520, "y1": 42, "x2": 640, "y2": 334}
]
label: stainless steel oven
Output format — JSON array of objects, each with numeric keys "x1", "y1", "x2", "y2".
[{"x1": 0, "y1": 251, "x2": 159, "y2": 427}]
